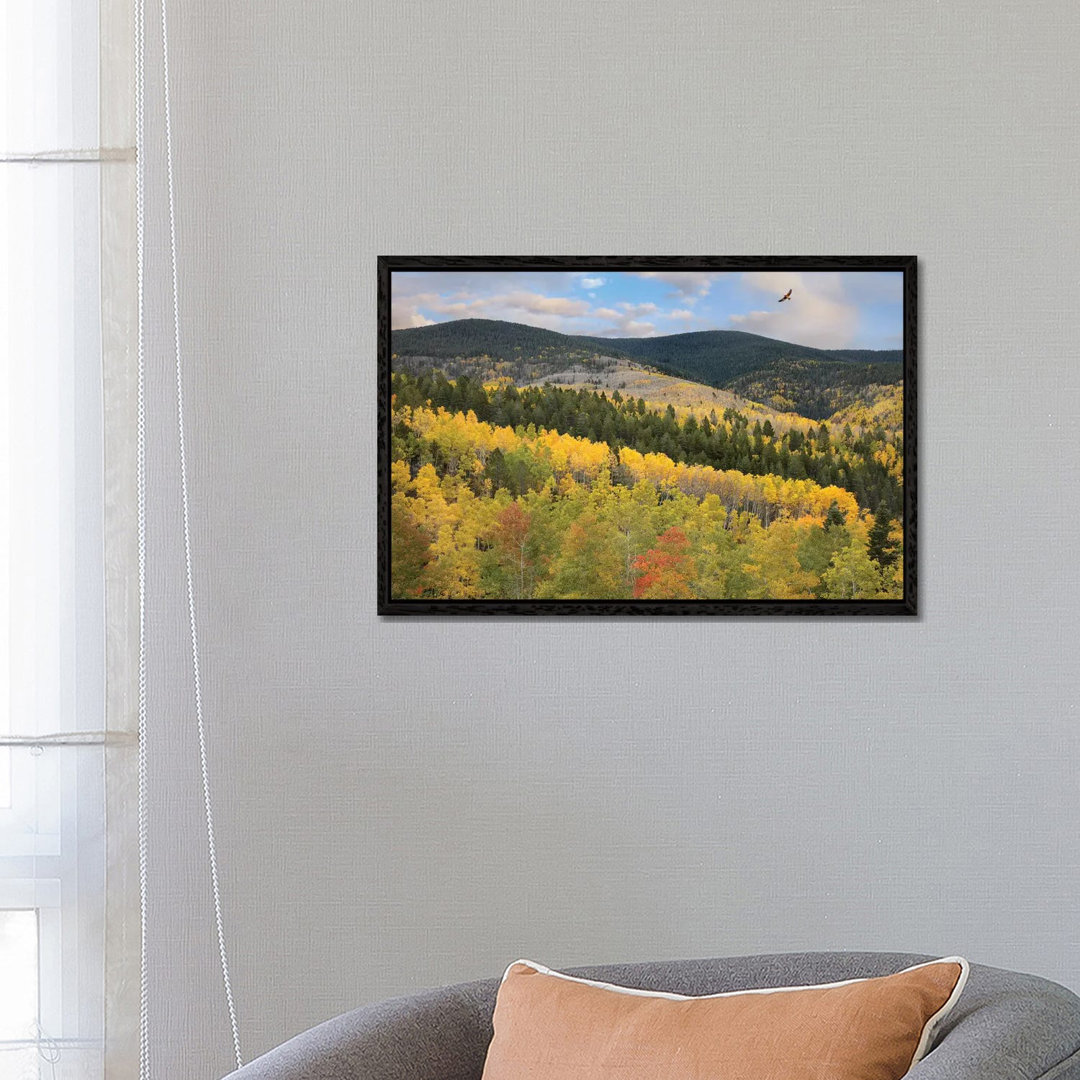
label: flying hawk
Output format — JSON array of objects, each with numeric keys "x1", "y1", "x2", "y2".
[{"x1": 778, "y1": 289, "x2": 792, "y2": 302}]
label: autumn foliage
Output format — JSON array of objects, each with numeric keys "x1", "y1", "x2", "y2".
[
  {"x1": 633, "y1": 528, "x2": 695, "y2": 599},
  {"x1": 389, "y1": 377, "x2": 903, "y2": 602}
]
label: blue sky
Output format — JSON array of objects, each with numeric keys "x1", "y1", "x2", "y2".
[{"x1": 391, "y1": 270, "x2": 903, "y2": 350}]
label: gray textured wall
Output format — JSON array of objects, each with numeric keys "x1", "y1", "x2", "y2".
[{"x1": 139, "y1": 2, "x2": 1080, "y2": 1076}]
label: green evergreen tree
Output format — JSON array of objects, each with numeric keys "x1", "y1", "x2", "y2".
[{"x1": 867, "y1": 512, "x2": 900, "y2": 571}]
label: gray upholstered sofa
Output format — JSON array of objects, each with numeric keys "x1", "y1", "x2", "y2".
[{"x1": 223, "y1": 951, "x2": 1080, "y2": 1079}]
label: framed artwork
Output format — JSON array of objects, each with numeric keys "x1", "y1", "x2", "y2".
[{"x1": 378, "y1": 256, "x2": 916, "y2": 616}]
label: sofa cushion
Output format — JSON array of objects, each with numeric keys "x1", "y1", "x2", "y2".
[{"x1": 481, "y1": 956, "x2": 968, "y2": 1080}]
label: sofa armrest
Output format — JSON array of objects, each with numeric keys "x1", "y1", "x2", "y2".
[
  {"x1": 909, "y1": 966, "x2": 1080, "y2": 1080},
  {"x1": 221, "y1": 980, "x2": 496, "y2": 1080}
]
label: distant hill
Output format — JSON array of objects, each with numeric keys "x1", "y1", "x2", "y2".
[
  {"x1": 390, "y1": 318, "x2": 902, "y2": 419},
  {"x1": 391, "y1": 318, "x2": 625, "y2": 363},
  {"x1": 390, "y1": 318, "x2": 632, "y2": 384},
  {"x1": 583, "y1": 329, "x2": 901, "y2": 387}
]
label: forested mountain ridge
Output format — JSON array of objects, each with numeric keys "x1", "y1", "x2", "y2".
[
  {"x1": 391, "y1": 318, "x2": 635, "y2": 363},
  {"x1": 587, "y1": 328, "x2": 901, "y2": 387},
  {"x1": 391, "y1": 318, "x2": 901, "y2": 380},
  {"x1": 724, "y1": 358, "x2": 902, "y2": 420},
  {"x1": 391, "y1": 318, "x2": 903, "y2": 420}
]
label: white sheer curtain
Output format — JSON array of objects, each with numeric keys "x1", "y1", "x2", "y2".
[{"x1": 1, "y1": 2, "x2": 137, "y2": 1078}]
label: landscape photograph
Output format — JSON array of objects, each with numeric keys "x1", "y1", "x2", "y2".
[{"x1": 378, "y1": 258, "x2": 914, "y2": 614}]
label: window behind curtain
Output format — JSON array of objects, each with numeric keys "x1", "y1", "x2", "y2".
[{"x1": 2, "y1": 2, "x2": 111, "y2": 1077}]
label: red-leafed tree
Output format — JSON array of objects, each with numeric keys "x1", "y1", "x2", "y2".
[
  {"x1": 633, "y1": 526, "x2": 695, "y2": 599},
  {"x1": 494, "y1": 502, "x2": 533, "y2": 598}
]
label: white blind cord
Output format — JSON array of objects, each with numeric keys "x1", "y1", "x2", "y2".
[
  {"x1": 158, "y1": 0, "x2": 244, "y2": 1065},
  {"x1": 135, "y1": 0, "x2": 244, "y2": 1070},
  {"x1": 134, "y1": 0, "x2": 151, "y2": 1074}
]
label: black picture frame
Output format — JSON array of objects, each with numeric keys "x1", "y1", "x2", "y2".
[{"x1": 378, "y1": 255, "x2": 916, "y2": 616}]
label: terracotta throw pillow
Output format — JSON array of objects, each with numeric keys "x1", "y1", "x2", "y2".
[{"x1": 481, "y1": 957, "x2": 968, "y2": 1080}]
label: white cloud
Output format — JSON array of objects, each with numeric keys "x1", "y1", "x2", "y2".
[
  {"x1": 592, "y1": 316, "x2": 658, "y2": 338},
  {"x1": 391, "y1": 293, "x2": 438, "y2": 329},
  {"x1": 499, "y1": 291, "x2": 592, "y2": 317},
  {"x1": 730, "y1": 272, "x2": 857, "y2": 348},
  {"x1": 392, "y1": 308, "x2": 435, "y2": 328},
  {"x1": 617, "y1": 301, "x2": 659, "y2": 317},
  {"x1": 425, "y1": 298, "x2": 489, "y2": 318},
  {"x1": 579, "y1": 276, "x2": 605, "y2": 289},
  {"x1": 665, "y1": 308, "x2": 696, "y2": 321},
  {"x1": 634, "y1": 271, "x2": 717, "y2": 297},
  {"x1": 392, "y1": 288, "x2": 598, "y2": 330}
]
